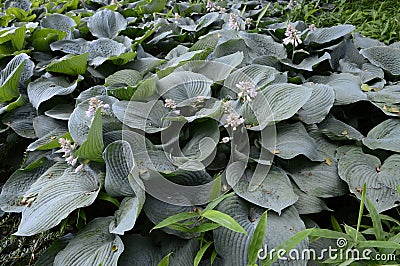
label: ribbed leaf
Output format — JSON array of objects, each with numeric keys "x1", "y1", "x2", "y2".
[
  {"x1": 88, "y1": 9, "x2": 127, "y2": 39},
  {"x1": 113, "y1": 100, "x2": 170, "y2": 133},
  {"x1": 318, "y1": 116, "x2": 364, "y2": 141},
  {"x1": 338, "y1": 148, "x2": 400, "y2": 213},
  {"x1": 44, "y1": 104, "x2": 74, "y2": 121},
  {"x1": 0, "y1": 157, "x2": 52, "y2": 213},
  {"x1": 226, "y1": 164, "x2": 298, "y2": 214},
  {"x1": 240, "y1": 32, "x2": 287, "y2": 59},
  {"x1": 54, "y1": 217, "x2": 124, "y2": 266},
  {"x1": 46, "y1": 53, "x2": 89, "y2": 76},
  {"x1": 280, "y1": 52, "x2": 331, "y2": 71},
  {"x1": 360, "y1": 46, "x2": 400, "y2": 76},
  {"x1": 109, "y1": 196, "x2": 143, "y2": 235},
  {"x1": 293, "y1": 185, "x2": 331, "y2": 214},
  {"x1": 298, "y1": 83, "x2": 335, "y2": 124},
  {"x1": 363, "y1": 119, "x2": 400, "y2": 153},
  {"x1": 304, "y1": 25, "x2": 355, "y2": 45},
  {"x1": 2, "y1": 104, "x2": 37, "y2": 138},
  {"x1": 88, "y1": 38, "x2": 126, "y2": 67},
  {"x1": 35, "y1": 234, "x2": 73, "y2": 266},
  {"x1": 158, "y1": 71, "x2": 213, "y2": 104},
  {"x1": 41, "y1": 14, "x2": 76, "y2": 38},
  {"x1": 15, "y1": 166, "x2": 101, "y2": 236},
  {"x1": 263, "y1": 122, "x2": 325, "y2": 161},
  {"x1": 308, "y1": 73, "x2": 367, "y2": 105},
  {"x1": 27, "y1": 75, "x2": 81, "y2": 110}
]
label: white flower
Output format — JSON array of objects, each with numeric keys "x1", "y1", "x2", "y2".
[
  {"x1": 174, "y1": 13, "x2": 181, "y2": 19},
  {"x1": 223, "y1": 100, "x2": 233, "y2": 113},
  {"x1": 225, "y1": 113, "x2": 245, "y2": 131},
  {"x1": 75, "y1": 164, "x2": 84, "y2": 173},
  {"x1": 206, "y1": 0, "x2": 215, "y2": 12},
  {"x1": 164, "y1": 98, "x2": 177, "y2": 109},
  {"x1": 58, "y1": 138, "x2": 79, "y2": 166},
  {"x1": 245, "y1": 18, "x2": 252, "y2": 29},
  {"x1": 221, "y1": 137, "x2": 232, "y2": 143},
  {"x1": 283, "y1": 24, "x2": 302, "y2": 47},
  {"x1": 236, "y1": 81, "x2": 257, "y2": 102},
  {"x1": 86, "y1": 98, "x2": 109, "y2": 118},
  {"x1": 309, "y1": 24, "x2": 317, "y2": 31},
  {"x1": 228, "y1": 13, "x2": 240, "y2": 31},
  {"x1": 286, "y1": 0, "x2": 297, "y2": 9}
]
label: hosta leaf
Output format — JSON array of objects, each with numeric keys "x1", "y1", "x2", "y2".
[
  {"x1": 30, "y1": 28, "x2": 67, "y2": 52},
  {"x1": 292, "y1": 185, "x2": 331, "y2": 214},
  {"x1": 27, "y1": 128, "x2": 69, "y2": 151},
  {"x1": 304, "y1": 25, "x2": 355, "y2": 45},
  {"x1": 32, "y1": 115, "x2": 65, "y2": 138},
  {"x1": 50, "y1": 38, "x2": 88, "y2": 55},
  {"x1": 213, "y1": 195, "x2": 308, "y2": 265},
  {"x1": 2, "y1": 104, "x2": 37, "y2": 138},
  {"x1": 88, "y1": 38, "x2": 126, "y2": 67},
  {"x1": 105, "y1": 69, "x2": 142, "y2": 88},
  {"x1": 263, "y1": 122, "x2": 325, "y2": 161},
  {"x1": 109, "y1": 196, "x2": 143, "y2": 235},
  {"x1": 158, "y1": 71, "x2": 212, "y2": 104},
  {"x1": 0, "y1": 94, "x2": 28, "y2": 115},
  {"x1": 0, "y1": 53, "x2": 28, "y2": 102},
  {"x1": 0, "y1": 157, "x2": 52, "y2": 213},
  {"x1": 239, "y1": 32, "x2": 287, "y2": 59},
  {"x1": 308, "y1": 73, "x2": 367, "y2": 105},
  {"x1": 45, "y1": 104, "x2": 74, "y2": 121},
  {"x1": 41, "y1": 14, "x2": 76, "y2": 38},
  {"x1": 27, "y1": 75, "x2": 82, "y2": 110},
  {"x1": 298, "y1": 83, "x2": 335, "y2": 124},
  {"x1": 103, "y1": 140, "x2": 137, "y2": 197},
  {"x1": 367, "y1": 85, "x2": 400, "y2": 105},
  {"x1": 261, "y1": 83, "x2": 312, "y2": 123},
  {"x1": 280, "y1": 52, "x2": 331, "y2": 71},
  {"x1": 46, "y1": 53, "x2": 89, "y2": 76},
  {"x1": 75, "y1": 108, "x2": 104, "y2": 162},
  {"x1": 128, "y1": 0, "x2": 167, "y2": 15},
  {"x1": 54, "y1": 217, "x2": 124, "y2": 265},
  {"x1": 318, "y1": 116, "x2": 364, "y2": 141},
  {"x1": 113, "y1": 100, "x2": 170, "y2": 133},
  {"x1": 119, "y1": 235, "x2": 197, "y2": 266},
  {"x1": 88, "y1": 9, "x2": 127, "y2": 39},
  {"x1": 4, "y1": 0, "x2": 31, "y2": 12},
  {"x1": 285, "y1": 156, "x2": 347, "y2": 198},
  {"x1": 363, "y1": 119, "x2": 400, "y2": 153},
  {"x1": 338, "y1": 148, "x2": 400, "y2": 213},
  {"x1": 226, "y1": 164, "x2": 298, "y2": 214},
  {"x1": 15, "y1": 166, "x2": 101, "y2": 236},
  {"x1": 360, "y1": 46, "x2": 400, "y2": 76},
  {"x1": 177, "y1": 52, "x2": 244, "y2": 82}
]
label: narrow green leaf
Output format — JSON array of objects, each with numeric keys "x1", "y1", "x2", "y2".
[
  {"x1": 365, "y1": 197, "x2": 384, "y2": 241},
  {"x1": 157, "y1": 252, "x2": 172, "y2": 266},
  {"x1": 248, "y1": 210, "x2": 268, "y2": 265},
  {"x1": 205, "y1": 192, "x2": 235, "y2": 211},
  {"x1": 97, "y1": 192, "x2": 120, "y2": 207},
  {"x1": 357, "y1": 240, "x2": 400, "y2": 249},
  {"x1": 262, "y1": 228, "x2": 314, "y2": 266},
  {"x1": 75, "y1": 108, "x2": 104, "y2": 162},
  {"x1": 356, "y1": 183, "x2": 367, "y2": 243},
  {"x1": 151, "y1": 212, "x2": 199, "y2": 232},
  {"x1": 256, "y1": 3, "x2": 271, "y2": 28},
  {"x1": 210, "y1": 249, "x2": 217, "y2": 265},
  {"x1": 331, "y1": 215, "x2": 343, "y2": 233},
  {"x1": 208, "y1": 173, "x2": 222, "y2": 203},
  {"x1": 201, "y1": 210, "x2": 247, "y2": 235},
  {"x1": 194, "y1": 242, "x2": 213, "y2": 266},
  {"x1": 189, "y1": 222, "x2": 221, "y2": 234}
]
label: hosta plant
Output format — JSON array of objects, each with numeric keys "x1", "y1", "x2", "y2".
[{"x1": 0, "y1": 0, "x2": 400, "y2": 265}]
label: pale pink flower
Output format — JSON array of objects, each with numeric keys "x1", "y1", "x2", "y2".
[
  {"x1": 283, "y1": 24, "x2": 302, "y2": 47},
  {"x1": 236, "y1": 81, "x2": 257, "y2": 102}
]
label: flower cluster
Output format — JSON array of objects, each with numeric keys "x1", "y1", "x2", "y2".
[
  {"x1": 228, "y1": 13, "x2": 240, "y2": 31},
  {"x1": 221, "y1": 136, "x2": 232, "y2": 143},
  {"x1": 164, "y1": 98, "x2": 177, "y2": 109},
  {"x1": 86, "y1": 97, "x2": 109, "y2": 118},
  {"x1": 206, "y1": 0, "x2": 226, "y2": 13},
  {"x1": 286, "y1": 0, "x2": 297, "y2": 9},
  {"x1": 224, "y1": 113, "x2": 245, "y2": 131},
  {"x1": 236, "y1": 81, "x2": 257, "y2": 102},
  {"x1": 309, "y1": 24, "x2": 317, "y2": 31},
  {"x1": 283, "y1": 24, "x2": 302, "y2": 47},
  {"x1": 245, "y1": 18, "x2": 252, "y2": 29},
  {"x1": 58, "y1": 138, "x2": 78, "y2": 166}
]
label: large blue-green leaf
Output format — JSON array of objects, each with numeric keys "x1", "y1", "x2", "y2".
[
  {"x1": 338, "y1": 148, "x2": 400, "y2": 213},
  {"x1": 318, "y1": 116, "x2": 364, "y2": 141},
  {"x1": 360, "y1": 46, "x2": 400, "y2": 76},
  {"x1": 88, "y1": 9, "x2": 127, "y2": 39},
  {"x1": 226, "y1": 164, "x2": 298, "y2": 214},
  {"x1": 304, "y1": 25, "x2": 355, "y2": 45},
  {"x1": 2, "y1": 104, "x2": 37, "y2": 138},
  {"x1": 54, "y1": 217, "x2": 124, "y2": 265},
  {"x1": 41, "y1": 14, "x2": 76, "y2": 38},
  {"x1": 0, "y1": 53, "x2": 29, "y2": 102},
  {"x1": 15, "y1": 166, "x2": 101, "y2": 236},
  {"x1": 363, "y1": 119, "x2": 400, "y2": 153},
  {"x1": 27, "y1": 75, "x2": 82, "y2": 109}
]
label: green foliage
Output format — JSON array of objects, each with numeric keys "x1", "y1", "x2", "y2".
[{"x1": 0, "y1": 0, "x2": 400, "y2": 265}]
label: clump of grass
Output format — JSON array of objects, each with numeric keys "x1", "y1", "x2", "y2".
[{"x1": 282, "y1": 0, "x2": 400, "y2": 44}]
